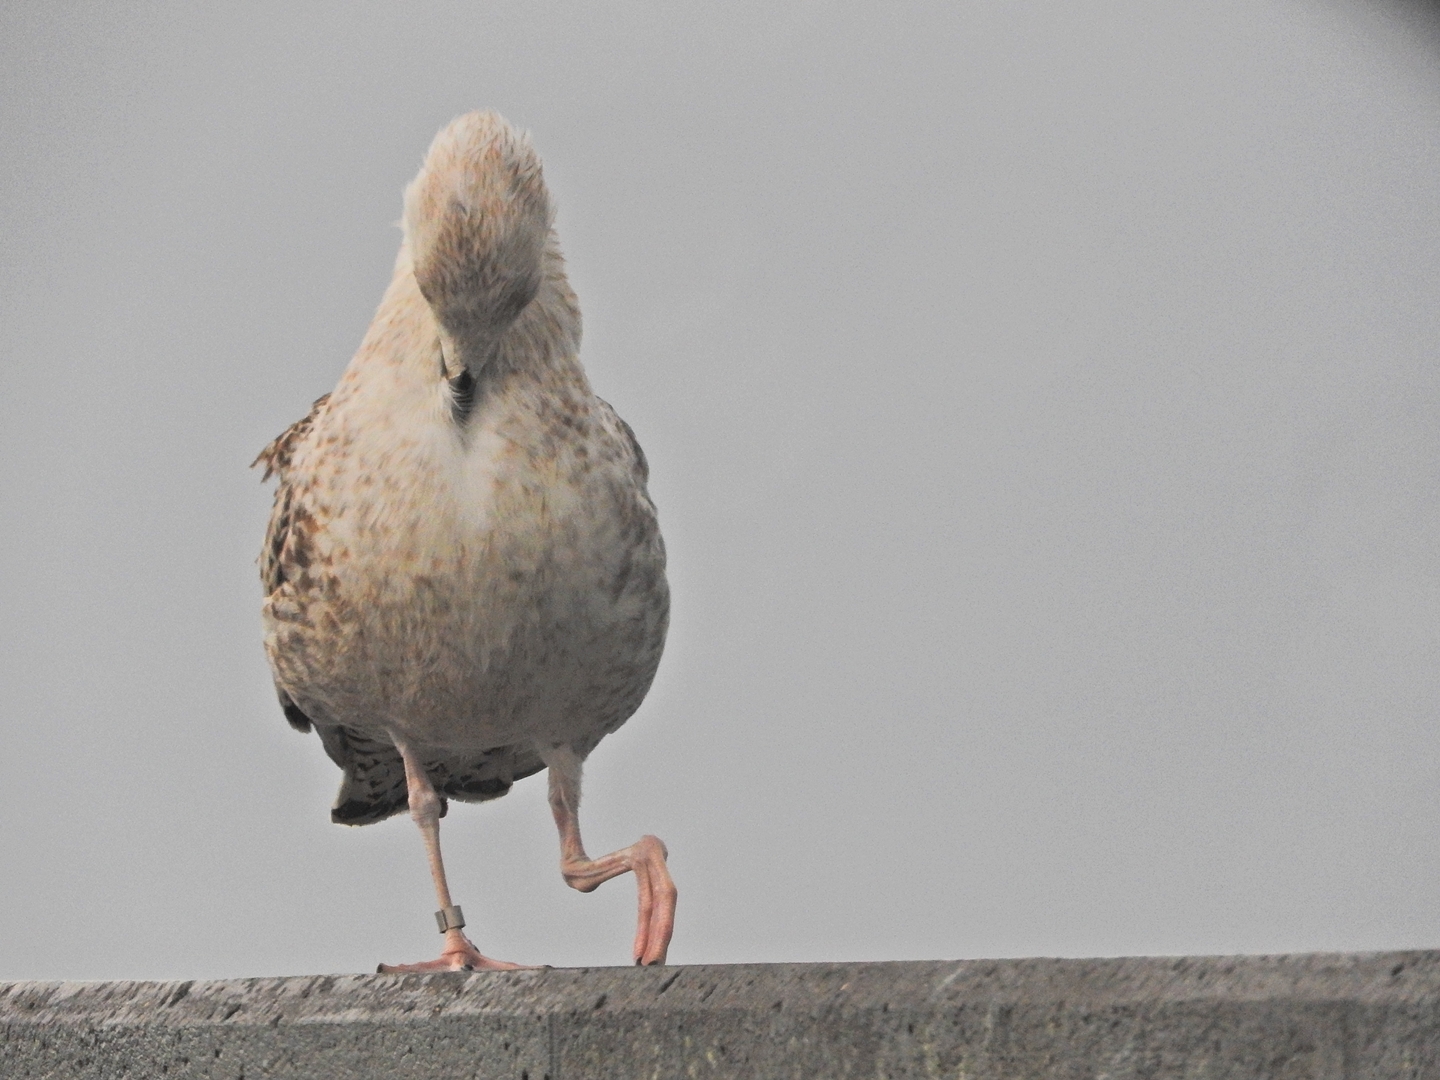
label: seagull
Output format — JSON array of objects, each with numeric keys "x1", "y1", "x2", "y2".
[{"x1": 254, "y1": 111, "x2": 675, "y2": 972}]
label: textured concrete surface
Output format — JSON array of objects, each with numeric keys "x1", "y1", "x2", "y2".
[{"x1": 3, "y1": 951, "x2": 1439, "y2": 1078}]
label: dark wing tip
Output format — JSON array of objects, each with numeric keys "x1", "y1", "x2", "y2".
[
  {"x1": 279, "y1": 692, "x2": 313, "y2": 733},
  {"x1": 331, "y1": 797, "x2": 409, "y2": 826}
]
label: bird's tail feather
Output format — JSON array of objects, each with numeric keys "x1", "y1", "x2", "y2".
[{"x1": 403, "y1": 111, "x2": 552, "y2": 372}]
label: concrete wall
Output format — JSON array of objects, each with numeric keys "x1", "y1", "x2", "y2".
[{"x1": 4, "y1": 951, "x2": 1439, "y2": 1078}]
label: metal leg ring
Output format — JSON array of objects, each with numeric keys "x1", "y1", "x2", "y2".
[{"x1": 435, "y1": 905, "x2": 466, "y2": 933}]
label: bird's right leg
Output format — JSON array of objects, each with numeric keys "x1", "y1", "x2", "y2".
[{"x1": 376, "y1": 736, "x2": 526, "y2": 973}]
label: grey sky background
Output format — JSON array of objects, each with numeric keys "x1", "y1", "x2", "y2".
[{"x1": 3, "y1": 0, "x2": 1439, "y2": 982}]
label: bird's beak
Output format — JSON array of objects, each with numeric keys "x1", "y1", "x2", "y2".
[{"x1": 437, "y1": 328, "x2": 468, "y2": 382}]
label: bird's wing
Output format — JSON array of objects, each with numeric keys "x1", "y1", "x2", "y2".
[
  {"x1": 595, "y1": 396, "x2": 650, "y2": 483},
  {"x1": 254, "y1": 393, "x2": 330, "y2": 597},
  {"x1": 253, "y1": 393, "x2": 330, "y2": 482},
  {"x1": 431, "y1": 745, "x2": 547, "y2": 805},
  {"x1": 254, "y1": 394, "x2": 331, "y2": 732},
  {"x1": 316, "y1": 725, "x2": 412, "y2": 825},
  {"x1": 319, "y1": 731, "x2": 549, "y2": 826}
]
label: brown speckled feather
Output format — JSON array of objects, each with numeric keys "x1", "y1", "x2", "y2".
[
  {"x1": 256, "y1": 112, "x2": 667, "y2": 830},
  {"x1": 254, "y1": 395, "x2": 330, "y2": 733}
]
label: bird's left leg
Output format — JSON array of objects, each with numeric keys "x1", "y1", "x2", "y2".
[
  {"x1": 376, "y1": 736, "x2": 526, "y2": 973},
  {"x1": 542, "y1": 745, "x2": 676, "y2": 966}
]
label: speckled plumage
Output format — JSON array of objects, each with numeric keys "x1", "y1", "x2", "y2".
[{"x1": 255, "y1": 114, "x2": 669, "y2": 851}]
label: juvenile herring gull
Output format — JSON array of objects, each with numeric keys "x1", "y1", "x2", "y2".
[{"x1": 255, "y1": 111, "x2": 675, "y2": 971}]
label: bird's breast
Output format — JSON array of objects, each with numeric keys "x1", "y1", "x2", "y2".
[{"x1": 266, "y1": 382, "x2": 668, "y2": 752}]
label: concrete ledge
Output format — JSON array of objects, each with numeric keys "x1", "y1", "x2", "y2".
[{"x1": 4, "y1": 951, "x2": 1439, "y2": 1078}]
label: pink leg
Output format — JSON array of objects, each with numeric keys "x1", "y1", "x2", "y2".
[
  {"x1": 376, "y1": 737, "x2": 527, "y2": 973},
  {"x1": 545, "y1": 747, "x2": 676, "y2": 965}
]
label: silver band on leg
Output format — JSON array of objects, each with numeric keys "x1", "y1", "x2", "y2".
[{"x1": 435, "y1": 905, "x2": 466, "y2": 933}]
